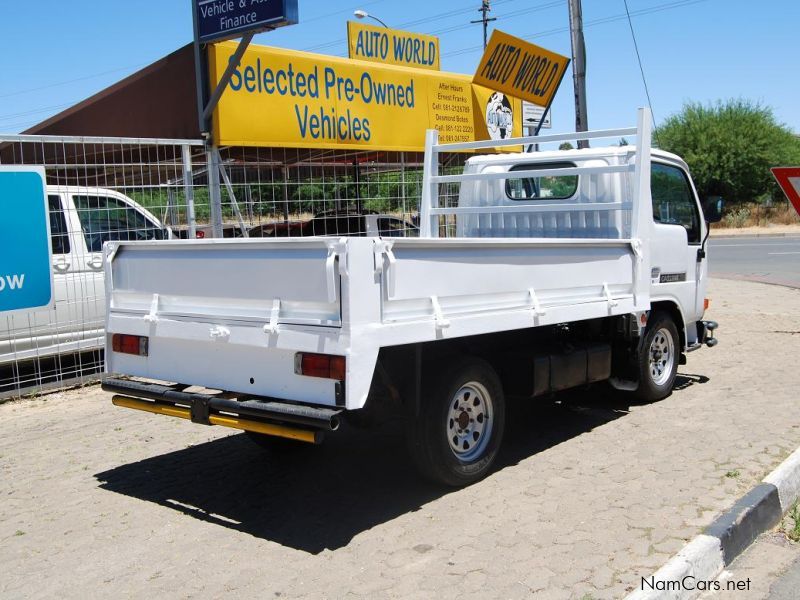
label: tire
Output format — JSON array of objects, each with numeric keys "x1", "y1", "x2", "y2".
[
  {"x1": 243, "y1": 431, "x2": 312, "y2": 453},
  {"x1": 634, "y1": 311, "x2": 680, "y2": 402},
  {"x1": 408, "y1": 357, "x2": 506, "y2": 487}
]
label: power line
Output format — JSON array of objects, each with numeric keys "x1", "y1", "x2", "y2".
[
  {"x1": 302, "y1": 0, "x2": 520, "y2": 53},
  {"x1": 623, "y1": 0, "x2": 659, "y2": 143},
  {"x1": 444, "y1": 0, "x2": 711, "y2": 57},
  {"x1": 426, "y1": 1, "x2": 561, "y2": 38},
  {"x1": 470, "y1": 1, "x2": 497, "y2": 50},
  {"x1": 0, "y1": 101, "x2": 80, "y2": 122},
  {"x1": 0, "y1": 63, "x2": 149, "y2": 100},
  {"x1": 300, "y1": 0, "x2": 387, "y2": 24}
]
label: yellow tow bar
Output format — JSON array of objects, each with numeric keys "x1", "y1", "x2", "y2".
[{"x1": 111, "y1": 395, "x2": 322, "y2": 444}]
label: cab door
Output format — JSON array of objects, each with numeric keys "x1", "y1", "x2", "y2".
[
  {"x1": 649, "y1": 161, "x2": 706, "y2": 328},
  {"x1": 69, "y1": 193, "x2": 167, "y2": 335}
]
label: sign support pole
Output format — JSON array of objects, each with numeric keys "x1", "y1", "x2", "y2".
[
  {"x1": 201, "y1": 32, "x2": 255, "y2": 125},
  {"x1": 526, "y1": 102, "x2": 555, "y2": 153},
  {"x1": 192, "y1": 9, "x2": 256, "y2": 239}
]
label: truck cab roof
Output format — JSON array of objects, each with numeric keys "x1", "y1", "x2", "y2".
[{"x1": 465, "y1": 146, "x2": 689, "y2": 170}]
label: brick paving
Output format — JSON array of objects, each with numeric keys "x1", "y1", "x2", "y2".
[{"x1": 1, "y1": 278, "x2": 799, "y2": 599}]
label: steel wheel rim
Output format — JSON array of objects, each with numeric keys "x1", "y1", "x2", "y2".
[
  {"x1": 648, "y1": 327, "x2": 675, "y2": 386},
  {"x1": 446, "y1": 381, "x2": 493, "y2": 462}
]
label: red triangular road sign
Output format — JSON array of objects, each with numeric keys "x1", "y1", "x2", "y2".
[{"x1": 771, "y1": 167, "x2": 800, "y2": 216}]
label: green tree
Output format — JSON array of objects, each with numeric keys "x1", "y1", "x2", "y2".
[
  {"x1": 656, "y1": 99, "x2": 800, "y2": 203},
  {"x1": 558, "y1": 142, "x2": 574, "y2": 151}
]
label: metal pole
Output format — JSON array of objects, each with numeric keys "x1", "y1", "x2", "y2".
[
  {"x1": 353, "y1": 160, "x2": 361, "y2": 214},
  {"x1": 471, "y1": 1, "x2": 497, "y2": 49},
  {"x1": 568, "y1": 0, "x2": 589, "y2": 149},
  {"x1": 182, "y1": 144, "x2": 197, "y2": 239},
  {"x1": 282, "y1": 165, "x2": 290, "y2": 224},
  {"x1": 202, "y1": 32, "x2": 255, "y2": 124},
  {"x1": 207, "y1": 147, "x2": 223, "y2": 238},
  {"x1": 215, "y1": 148, "x2": 249, "y2": 237},
  {"x1": 191, "y1": 1, "x2": 209, "y2": 136},
  {"x1": 366, "y1": 15, "x2": 389, "y2": 28}
]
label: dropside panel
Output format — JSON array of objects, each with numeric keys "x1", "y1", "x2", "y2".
[
  {"x1": 108, "y1": 239, "x2": 341, "y2": 327},
  {"x1": 379, "y1": 238, "x2": 638, "y2": 326}
]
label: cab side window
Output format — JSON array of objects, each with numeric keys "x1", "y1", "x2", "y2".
[
  {"x1": 73, "y1": 195, "x2": 163, "y2": 252},
  {"x1": 48, "y1": 195, "x2": 70, "y2": 255},
  {"x1": 651, "y1": 163, "x2": 701, "y2": 243},
  {"x1": 506, "y1": 162, "x2": 579, "y2": 200}
]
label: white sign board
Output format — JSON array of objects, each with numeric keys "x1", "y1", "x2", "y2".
[{"x1": 522, "y1": 101, "x2": 551, "y2": 130}]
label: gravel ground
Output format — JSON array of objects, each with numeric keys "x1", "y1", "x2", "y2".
[{"x1": 1, "y1": 278, "x2": 799, "y2": 600}]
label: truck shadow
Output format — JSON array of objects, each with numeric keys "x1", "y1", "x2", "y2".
[{"x1": 94, "y1": 373, "x2": 708, "y2": 554}]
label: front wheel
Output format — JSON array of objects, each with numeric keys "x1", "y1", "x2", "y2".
[
  {"x1": 634, "y1": 311, "x2": 680, "y2": 402},
  {"x1": 408, "y1": 358, "x2": 506, "y2": 487}
]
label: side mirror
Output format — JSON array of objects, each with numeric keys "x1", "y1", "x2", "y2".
[{"x1": 702, "y1": 196, "x2": 724, "y2": 223}]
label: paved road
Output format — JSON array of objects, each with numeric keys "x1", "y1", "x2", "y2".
[
  {"x1": 2, "y1": 279, "x2": 800, "y2": 599},
  {"x1": 709, "y1": 235, "x2": 800, "y2": 288}
]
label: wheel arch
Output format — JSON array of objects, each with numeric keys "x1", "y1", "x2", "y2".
[{"x1": 649, "y1": 299, "x2": 687, "y2": 350}]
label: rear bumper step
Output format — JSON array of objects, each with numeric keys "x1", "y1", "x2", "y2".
[{"x1": 103, "y1": 378, "x2": 342, "y2": 443}]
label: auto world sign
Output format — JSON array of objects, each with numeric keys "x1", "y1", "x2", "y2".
[{"x1": 195, "y1": 0, "x2": 299, "y2": 44}]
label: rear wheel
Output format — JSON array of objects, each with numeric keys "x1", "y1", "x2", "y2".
[
  {"x1": 408, "y1": 358, "x2": 505, "y2": 487},
  {"x1": 634, "y1": 311, "x2": 679, "y2": 401}
]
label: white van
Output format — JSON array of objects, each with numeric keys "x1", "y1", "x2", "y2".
[{"x1": 0, "y1": 186, "x2": 169, "y2": 365}]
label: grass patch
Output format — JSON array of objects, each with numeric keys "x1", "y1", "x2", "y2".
[
  {"x1": 717, "y1": 201, "x2": 800, "y2": 229},
  {"x1": 784, "y1": 503, "x2": 800, "y2": 543},
  {"x1": 725, "y1": 469, "x2": 741, "y2": 479}
]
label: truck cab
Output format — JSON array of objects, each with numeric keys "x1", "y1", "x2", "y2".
[{"x1": 455, "y1": 147, "x2": 714, "y2": 347}]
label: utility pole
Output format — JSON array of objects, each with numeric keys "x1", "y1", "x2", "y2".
[
  {"x1": 568, "y1": 0, "x2": 589, "y2": 148},
  {"x1": 471, "y1": 0, "x2": 497, "y2": 49}
]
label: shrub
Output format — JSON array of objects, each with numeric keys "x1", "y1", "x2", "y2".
[{"x1": 657, "y1": 100, "x2": 800, "y2": 204}]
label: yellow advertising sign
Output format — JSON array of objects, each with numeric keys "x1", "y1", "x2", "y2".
[
  {"x1": 209, "y1": 41, "x2": 521, "y2": 152},
  {"x1": 473, "y1": 29, "x2": 570, "y2": 108},
  {"x1": 347, "y1": 21, "x2": 440, "y2": 71}
]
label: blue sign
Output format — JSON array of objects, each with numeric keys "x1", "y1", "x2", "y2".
[
  {"x1": 0, "y1": 168, "x2": 53, "y2": 316},
  {"x1": 195, "y1": 0, "x2": 299, "y2": 44}
]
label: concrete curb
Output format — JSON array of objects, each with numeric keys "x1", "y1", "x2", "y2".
[{"x1": 625, "y1": 447, "x2": 800, "y2": 600}]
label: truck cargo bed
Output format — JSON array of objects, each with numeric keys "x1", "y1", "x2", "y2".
[{"x1": 104, "y1": 235, "x2": 644, "y2": 410}]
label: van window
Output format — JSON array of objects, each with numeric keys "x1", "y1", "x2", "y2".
[
  {"x1": 505, "y1": 162, "x2": 578, "y2": 200},
  {"x1": 48, "y1": 195, "x2": 70, "y2": 255},
  {"x1": 73, "y1": 195, "x2": 164, "y2": 252},
  {"x1": 651, "y1": 163, "x2": 701, "y2": 243}
]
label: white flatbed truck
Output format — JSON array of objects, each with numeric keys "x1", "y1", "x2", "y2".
[{"x1": 102, "y1": 109, "x2": 720, "y2": 486}]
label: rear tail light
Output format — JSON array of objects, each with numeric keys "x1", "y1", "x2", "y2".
[
  {"x1": 294, "y1": 353, "x2": 346, "y2": 380},
  {"x1": 112, "y1": 334, "x2": 149, "y2": 357},
  {"x1": 704, "y1": 298, "x2": 710, "y2": 310}
]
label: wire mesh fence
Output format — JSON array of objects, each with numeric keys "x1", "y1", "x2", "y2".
[{"x1": 0, "y1": 135, "x2": 459, "y2": 399}]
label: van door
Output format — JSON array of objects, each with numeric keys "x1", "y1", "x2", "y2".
[
  {"x1": 0, "y1": 193, "x2": 86, "y2": 361},
  {"x1": 70, "y1": 193, "x2": 167, "y2": 335},
  {"x1": 649, "y1": 162, "x2": 705, "y2": 329}
]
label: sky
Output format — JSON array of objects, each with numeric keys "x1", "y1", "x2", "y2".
[{"x1": 0, "y1": 0, "x2": 798, "y2": 135}]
